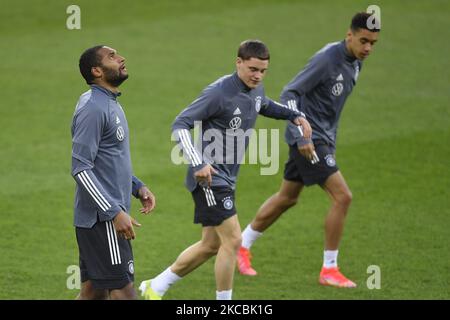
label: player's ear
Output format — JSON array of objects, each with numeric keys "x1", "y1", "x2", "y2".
[
  {"x1": 236, "y1": 57, "x2": 245, "y2": 72},
  {"x1": 346, "y1": 29, "x2": 353, "y2": 42},
  {"x1": 91, "y1": 66, "x2": 102, "y2": 79}
]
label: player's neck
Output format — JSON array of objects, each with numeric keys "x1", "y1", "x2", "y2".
[
  {"x1": 94, "y1": 80, "x2": 120, "y2": 94},
  {"x1": 235, "y1": 72, "x2": 252, "y2": 92},
  {"x1": 344, "y1": 39, "x2": 357, "y2": 59}
]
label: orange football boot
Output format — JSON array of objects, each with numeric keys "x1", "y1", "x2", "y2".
[
  {"x1": 237, "y1": 247, "x2": 257, "y2": 276},
  {"x1": 319, "y1": 267, "x2": 356, "y2": 288}
]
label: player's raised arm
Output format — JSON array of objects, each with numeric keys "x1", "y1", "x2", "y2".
[
  {"x1": 258, "y1": 98, "x2": 317, "y2": 163},
  {"x1": 259, "y1": 98, "x2": 312, "y2": 138}
]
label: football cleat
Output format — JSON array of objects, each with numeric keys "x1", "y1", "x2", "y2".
[
  {"x1": 139, "y1": 279, "x2": 162, "y2": 300},
  {"x1": 319, "y1": 267, "x2": 356, "y2": 288},
  {"x1": 237, "y1": 247, "x2": 257, "y2": 276}
]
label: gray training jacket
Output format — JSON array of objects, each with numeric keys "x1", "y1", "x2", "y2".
[
  {"x1": 282, "y1": 40, "x2": 363, "y2": 149},
  {"x1": 71, "y1": 85, "x2": 144, "y2": 228},
  {"x1": 172, "y1": 72, "x2": 304, "y2": 192}
]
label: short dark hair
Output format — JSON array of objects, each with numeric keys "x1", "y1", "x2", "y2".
[
  {"x1": 351, "y1": 12, "x2": 380, "y2": 32},
  {"x1": 79, "y1": 45, "x2": 105, "y2": 84},
  {"x1": 237, "y1": 40, "x2": 270, "y2": 61}
]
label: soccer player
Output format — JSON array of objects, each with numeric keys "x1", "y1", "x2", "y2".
[
  {"x1": 238, "y1": 13, "x2": 380, "y2": 288},
  {"x1": 71, "y1": 45, "x2": 156, "y2": 299},
  {"x1": 139, "y1": 40, "x2": 313, "y2": 300}
]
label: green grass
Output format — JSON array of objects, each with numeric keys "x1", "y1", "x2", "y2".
[{"x1": 0, "y1": 0, "x2": 449, "y2": 299}]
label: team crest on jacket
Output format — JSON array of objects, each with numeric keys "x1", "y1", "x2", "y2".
[
  {"x1": 331, "y1": 83, "x2": 344, "y2": 96},
  {"x1": 116, "y1": 126, "x2": 125, "y2": 141},
  {"x1": 255, "y1": 96, "x2": 262, "y2": 112},
  {"x1": 128, "y1": 260, "x2": 134, "y2": 274},
  {"x1": 325, "y1": 154, "x2": 336, "y2": 167},
  {"x1": 222, "y1": 196, "x2": 233, "y2": 210}
]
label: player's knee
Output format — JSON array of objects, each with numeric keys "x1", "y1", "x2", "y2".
[
  {"x1": 78, "y1": 281, "x2": 109, "y2": 300},
  {"x1": 109, "y1": 283, "x2": 137, "y2": 300},
  {"x1": 233, "y1": 234, "x2": 242, "y2": 251},
  {"x1": 278, "y1": 193, "x2": 298, "y2": 209},
  {"x1": 202, "y1": 242, "x2": 220, "y2": 255},
  {"x1": 221, "y1": 234, "x2": 242, "y2": 253},
  {"x1": 79, "y1": 290, "x2": 109, "y2": 300},
  {"x1": 337, "y1": 190, "x2": 352, "y2": 208}
]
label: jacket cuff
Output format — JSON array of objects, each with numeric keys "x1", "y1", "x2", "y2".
[
  {"x1": 98, "y1": 205, "x2": 123, "y2": 222},
  {"x1": 289, "y1": 111, "x2": 306, "y2": 122},
  {"x1": 192, "y1": 163, "x2": 207, "y2": 173},
  {"x1": 296, "y1": 137, "x2": 312, "y2": 147}
]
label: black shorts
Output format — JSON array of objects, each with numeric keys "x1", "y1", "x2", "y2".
[
  {"x1": 191, "y1": 186, "x2": 237, "y2": 227},
  {"x1": 284, "y1": 141, "x2": 339, "y2": 186},
  {"x1": 75, "y1": 220, "x2": 134, "y2": 290}
]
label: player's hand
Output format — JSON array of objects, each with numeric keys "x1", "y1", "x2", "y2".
[
  {"x1": 298, "y1": 142, "x2": 319, "y2": 164},
  {"x1": 113, "y1": 211, "x2": 136, "y2": 240},
  {"x1": 138, "y1": 186, "x2": 156, "y2": 214},
  {"x1": 293, "y1": 117, "x2": 312, "y2": 139},
  {"x1": 131, "y1": 216, "x2": 141, "y2": 227},
  {"x1": 194, "y1": 164, "x2": 218, "y2": 187}
]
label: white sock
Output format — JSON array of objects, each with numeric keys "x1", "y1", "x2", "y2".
[
  {"x1": 241, "y1": 225, "x2": 262, "y2": 249},
  {"x1": 216, "y1": 289, "x2": 232, "y2": 300},
  {"x1": 151, "y1": 267, "x2": 182, "y2": 296},
  {"x1": 323, "y1": 250, "x2": 339, "y2": 268}
]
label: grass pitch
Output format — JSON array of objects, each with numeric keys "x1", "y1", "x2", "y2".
[{"x1": 0, "y1": 0, "x2": 449, "y2": 299}]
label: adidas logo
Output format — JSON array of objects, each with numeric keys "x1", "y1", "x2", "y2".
[
  {"x1": 336, "y1": 74, "x2": 344, "y2": 81},
  {"x1": 116, "y1": 115, "x2": 121, "y2": 124},
  {"x1": 233, "y1": 107, "x2": 241, "y2": 115}
]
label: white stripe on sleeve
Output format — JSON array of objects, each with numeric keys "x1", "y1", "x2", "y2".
[
  {"x1": 181, "y1": 129, "x2": 202, "y2": 165},
  {"x1": 273, "y1": 100, "x2": 288, "y2": 109},
  {"x1": 81, "y1": 171, "x2": 112, "y2": 210},
  {"x1": 178, "y1": 131, "x2": 198, "y2": 166},
  {"x1": 178, "y1": 130, "x2": 201, "y2": 166},
  {"x1": 288, "y1": 100, "x2": 299, "y2": 112},
  {"x1": 77, "y1": 172, "x2": 108, "y2": 211}
]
